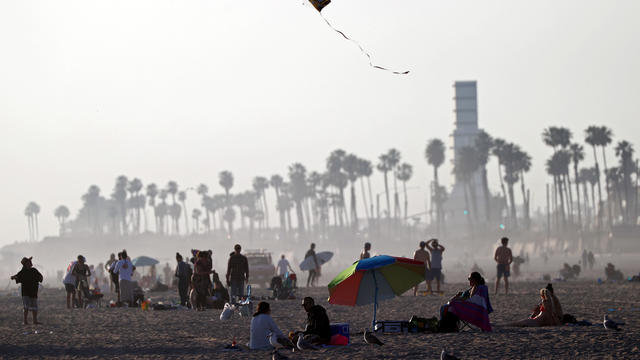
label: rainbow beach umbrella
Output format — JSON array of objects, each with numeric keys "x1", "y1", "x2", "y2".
[{"x1": 327, "y1": 255, "x2": 426, "y2": 329}]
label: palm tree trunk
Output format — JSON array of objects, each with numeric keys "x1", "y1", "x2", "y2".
[
  {"x1": 403, "y1": 180, "x2": 409, "y2": 221},
  {"x1": 557, "y1": 176, "x2": 567, "y2": 228},
  {"x1": 262, "y1": 193, "x2": 269, "y2": 229},
  {"x1": 520, "y1": 170, "x2": 530, "y2": 230},
  {"x1": 393, "y1": 174, "x2": 400, "y2": 220},
  {"x1": 350, "y1": 182, "x2": 358, "y2": 230},
  {"x1": 383, "y1": 172, "x2": 391, "y2": 220},
  {"x1": 34, "y1": 214, "x2": 39, "y2": 241},
  {"x1": 481, "y1": 166, "x2": 491, "y2": 222},
  {"x1": 367, "y1": 176, "x2": 375, "y2": 224},
  {"x1": 469, "y1": 180, "x2": 479, "y2": 222},
  {"x1": 564, "y1": 174, "x2": 574, "y2": 224},
  {"x1": 360, "y1": 178, "x2": 370, "y2": 223},
  {"x1": 182, "y1": 201, "x2": 189, "y2": 234},
  {"x1": 463, "y1": 181, "x2": 474, "y2": 240},
  {"x1": 574, "y1": 165, "x2": 582, "y2": 229},
  {"x1": 26, "y1": 215, "x2": 33, "y2": 242},
  {"x1": 507, "y1": 182, "x2": 518, "y2": 228},
  {"x1": 497, "y1": 164, "x2": 509, "y2": 219},
  {"x1": 601, "y1": 146, "x2": 612, "y2": 228},
  {"x1": 433, "y1": 166, "x2": 442, "y2": 236}
]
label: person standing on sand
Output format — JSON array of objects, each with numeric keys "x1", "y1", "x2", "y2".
[
  {"x1": 63, "y1": 259, "x2": 78, "y2": 309},
  {"x1": 226, "y1": 244, "x2": 249, "y2": 299},
  {"x1": 413, "y1": 241, "x2": 431, "y2": 296},
  {"x1": 276, "y1": 254, "x2": 293, "y2": 277},
  {"x1": 72, "y1": 255, "x2": 91, "y2": 308},
  {"x1": 113, "y1": 250, "x2": 136, "y2": 306},
  {"x1": 494, "y1": 237, "x2": 513, "y2": 295},
  {"x1": 109, "y1": 253, "x2": 122, "y2": 301},
  {"x1": 360, "y1": 242, "x2": 371, "y2": 260},
  {"x1": 305, "y1": 243, "x2": 320, "y2": 288},
  {"x1": 163, "y1": 262, "x2": 172, "y2": 287},
  {"x1": 426, "y1": 239, "x2": 445, "y2": 293},
  {"x1": 175, "y1": 253, "x2": 191, "y2": 306},
  {"x1": 11, "y1": 257, "x2": 43, "y2": 325}
]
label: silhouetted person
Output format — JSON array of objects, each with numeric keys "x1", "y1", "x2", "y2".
[
  {"x1": 426, "y1": 239, "x2": 445, "y2": 293},
  {"x1": 413, "y1": 241, "x2": 431, "y2": 295},
  {"x1": 226, "y1": 244, "x2": 249, "y2": 299},
  {"x1": 494, "y1": 237, "x2": 513, "y2": 295},
  {"x1": 360, "y1": 242, "x2": 371, "y2": 260},
  {"x1": 174, "y1": 253, "x2": 190, "y2": 306},
  {"x1": 295, "y1": 297, "x2": 331, "y2": 345},
  {"x1": 11, "y1": 257, "x2": 43, "y2": 325},
  {"x1": 305, "y1": 243, "x2": 319, "y2": 287}
]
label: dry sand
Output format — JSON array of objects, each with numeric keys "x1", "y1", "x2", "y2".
[{"x1": 1, "y1": 281, "x2": 639, "y2": 359}]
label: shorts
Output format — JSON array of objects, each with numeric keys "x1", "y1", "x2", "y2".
[
  {"x1": 64, "y1": 283, "x2": 76, "y2": 293},
  {"x1": 497, "y1": 264, "x2": 510, "y2": 278},
  {"x1": 22, "y1": 296, "x2": 38, "y2": 311},
  {"x1": 427, "y1": 268, "x2": 442, "y2": 281}
]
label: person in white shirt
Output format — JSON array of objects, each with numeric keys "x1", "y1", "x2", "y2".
[
  {"x1": 276, "y1": 255, "x2": 293, "y2": 277},
  {"x1": 250, "y1": 301, "x2": 287, "y2": 350},
  {"x1": 63, "y1": 260, "x2": 77, "y2": 309},
  {"x1": 112, "y1": 250, "x2": 136, "y2": 306}
]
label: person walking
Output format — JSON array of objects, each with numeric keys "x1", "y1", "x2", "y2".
[
  {"x1": 11, "y1": 257, "x2": 43, "y2": 325},
  {"x1": 226, "y1": 244, "x2": 249, "y2": 300},
  {"x1": 305, "y1": 243, "x2": 320, "y2": 288},
  {"x1": 494, "y1": 237, "x2": 513, "y2": 295},
  {"x1": 426, "y1": 239, "x2": 445, "y2": 293},
  {"x1": 413, "y1": 241, "x2": 431, "y2": 295}
]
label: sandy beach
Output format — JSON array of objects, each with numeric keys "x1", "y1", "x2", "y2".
[{"x1": 1, "y1": 280, "x2": 638, "y2": 359}]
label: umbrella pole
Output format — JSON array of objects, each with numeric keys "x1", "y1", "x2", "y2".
[{"x1": 372, "y1": 271, "x2": 378, "y2": 331}]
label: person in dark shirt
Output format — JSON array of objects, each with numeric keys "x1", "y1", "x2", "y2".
[
  {"x1": 10, "y1": 257, "x2": 43, "y2": 325},
  {"x1": 299, "y1": 296, "x2": 331, "y2": 344},
  {"x1": 226, "y1": 244, "x2": 249, "y2": 299},
  {"x1": 174, "y1": 253, "x2": 191, "y2": 306}
]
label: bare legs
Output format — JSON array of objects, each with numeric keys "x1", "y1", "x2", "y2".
[
  {"x1": 495, "y1": 276, "x2": 509, "y2": 295},
  {"x1": 23, "y1": 309, "x2": 39, "y2": 325}
]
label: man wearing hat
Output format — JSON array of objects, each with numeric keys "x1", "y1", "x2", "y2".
[{"x1": 10, "y1": 257, "x2": 43, "y2": 325}]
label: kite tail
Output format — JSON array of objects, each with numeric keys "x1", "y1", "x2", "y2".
[{"x1": 320, "y1": 14, "x2": 409, "y2": 75}]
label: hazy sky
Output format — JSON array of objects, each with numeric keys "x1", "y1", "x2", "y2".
[{"x1": 1, "y1": 0, "x2": 639, "y2": 246}]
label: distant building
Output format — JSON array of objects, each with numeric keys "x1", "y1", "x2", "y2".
[{"x1": 446, "y1": 81, "x2": 484, "y2": 223}]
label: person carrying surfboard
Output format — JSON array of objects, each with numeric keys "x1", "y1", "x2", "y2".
[{"x1": 304, "y1": 243, "x2": 320, "y2": 287}]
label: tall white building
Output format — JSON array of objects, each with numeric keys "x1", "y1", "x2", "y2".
[{"x1": 446, "y1": 81, "x2": 484, "y2": 220}]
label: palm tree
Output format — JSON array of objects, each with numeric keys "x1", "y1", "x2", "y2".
[
  {"x1": 570, "y1": 143, "x2": 585, "y2": 228},
  {"x1": 396, "y1": 163, "x2": 413, "y2": 220},
  {"x1": 127, "y1": 178, "x2": 143, "y2": 233},
  {"x1": 82, "y1": 185, "x2": 101, "y2": 233},
  {"x1": 357, "y1": 158, "x2": 373, "y2": 224},
  {"x1": 288, "y1": 163, "x2": 308, "y2": 233},
  {"x1": 501, "y1": 143, "x2": 524, "y2": 227},
  {"x1": 166, "y1": 181, "x2": 179, "y2": 233},
  {"x1": 453, "y1": 147, "x2": 478, "y2": 236},
  {"x1": 615, "y1": 140, "x2": 634, "y2": 223},
  {"x1": 158, "y1": 189, "x2": 168, "y2": 235},
  {"x1": 492, "y1": 138, "x2": 510, "y2": 217},
  {"x1": 342, "y1": 154, "x2": 360, "y2": 229},
  {"x1": 270, "y1": 174, "x2": 286, "y2": 231},
  {"x1": 386, "y1": 149, "x2": 402, "y2": 219},
  {"x1": 196, "y1": 184, "x2": 210, "y2": 232},
  {"x1": 586, "y1": 125, "x2": 613, "y2": 228},
  {"x1": 54, "y1": 205, "x2": 70, "y2": 235},
  {"x1": 326, "y1": 150, "x2": 348, "y2": 226},
  {"x1": 542, "y1": 127, "x2": 573, "y2": 222},
  {"x1": 474, "y1": 130, "x2": 493, "y2": 222},
  {"x1": 113, "y1": 176, "x2": 128, "y2": 235},
  {"x1": 218, "y1": 171, "x2": 234, "y2": 234},
  {"x1": 377, "y1": 153, "x2": 392, "y2": 221},
  {"x1": 192, "y1": 208, "x2": 202, "y2": 233},
  {"x1": 178, "y1": 190, "x2": 189, "y2": 234},
  {"x1": 426, "y1": 139, "x2": 445, "y2": 233},
  {"x1": 252, "y1": 177, "x2": 270, "y2": 229},
  {"x1": 24, "y1": 203, "x2": 34, "y2": 241},
  {"x1": 515, "y1": 148, "x2": 532, "y2": 229},
  {"x1": 546, "y1": 150, "x2": 571, "y2": 228},
  {"x1": 146, "y1": 183, "x2": 158, "y2": 233}
]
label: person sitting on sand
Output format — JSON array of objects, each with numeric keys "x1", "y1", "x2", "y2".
[
  {"x1": 250, "y1": 301, "x2": 289, "y2": 350},
  {"x1": 11, "y1": 257, "x2": 43, "y2": 325},
  {"x1": 529, "y1": 283, "x2": 563, "y2": 324},
  {"x1": 440, "y1": 272, "x2": 493, "y2": 332},
  {"x1": 293, "y1": 297, "x2": 331, "y2": 345},
  {"x1": 505, "y1": 288, "x2": 561, "y2": 327},
  {"x1": 210, "y1": 271, "x2": 229, "y2": 309}
]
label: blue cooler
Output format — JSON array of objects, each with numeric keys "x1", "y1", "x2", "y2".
[{"x1": 330, "y1": 323, "x2": 350, "y2": 344}]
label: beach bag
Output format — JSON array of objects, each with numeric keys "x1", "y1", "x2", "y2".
[{"x1": 220, "y1": 302, "x2": 235, "y2": 321}]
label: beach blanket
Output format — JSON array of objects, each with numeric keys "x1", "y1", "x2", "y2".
[{"x1": 447, "y1": 285, "x2": 493, "y2": 332}]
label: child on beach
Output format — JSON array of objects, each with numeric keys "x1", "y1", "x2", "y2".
[{"x1": 10, "y1": 257, "x2": 43, "y2": 325}]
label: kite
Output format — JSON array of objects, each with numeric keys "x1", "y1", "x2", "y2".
[{"x1": 308, "y1": 0, "x2": 409, "y2": 75}]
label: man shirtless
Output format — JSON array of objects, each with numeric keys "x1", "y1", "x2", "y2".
[
  {"x1": 494, "y1": 237, "x2": 513, "y2": 295},
  {"x1": 360, "y1": 242, "x2": 371, "y2": 260},
  {"x1": 413, "y1": 241, "x2": 431, "y2": 295}
]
